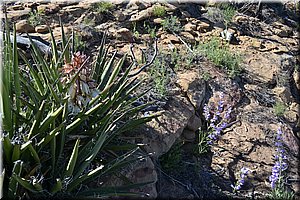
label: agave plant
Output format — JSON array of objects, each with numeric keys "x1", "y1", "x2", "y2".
[{"x1": 1, "y1": 16, "x2": 159, "y2": 199}]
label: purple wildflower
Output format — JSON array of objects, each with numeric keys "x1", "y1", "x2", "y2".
[
  {"x1": 231, "y1": 167, "x2": 250, "y2": 193},
  {"x1": 203, "y1": 92, "x2": 233, "y2": 144},
  {"x1": 269, "y1": 126, "x2": 288, "y2": 189}
]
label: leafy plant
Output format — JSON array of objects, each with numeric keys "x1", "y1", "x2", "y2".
[
  {"x1": 153, "y1": 5, "x2": 166, "y2": 17},
  {"x1": 93, "y1": 2, "x2": 115, "y2": 13},
  {"x1": 197, "y1": 37, "x2": 242, "y2": 77},
  {"x1": 194, "y1": 129, "x2": 209, "y2": 155},
  {"x1": 2, "y1": 16, "x2": 159, "y2": 199},
  {"x1": 28, "y1": 10, "x2": 45, "y2": 27},
  {"x1": 219, "y1": 3, "x2": 236, "y2": 28},
  {"x1": 273, "y1": 101, "x2": 286, "y2": 117},
  {"x1": 161, "y1": 16, "x2": 182, "y2": 33},
  {"x1": 202, "y1": 71, "x2": 212, "y2": 81},
  {"x1": 159, "y1": 141, "x2": 183, "y2": 172},
  {"x1": 149, "y1": 57, "x2": 169, "y2": 97}
]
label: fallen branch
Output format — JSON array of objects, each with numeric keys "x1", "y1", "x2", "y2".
[{"x1": 128, "y1": 38, "x2": 158, "y2": 78}]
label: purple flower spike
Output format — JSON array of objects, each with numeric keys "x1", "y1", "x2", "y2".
[
  {"x1": 269, "y1": 126, "x2": 288, "y2": 189},
  {"x1": 231, "y1": 167, "x2": 250, "y2": 193}
]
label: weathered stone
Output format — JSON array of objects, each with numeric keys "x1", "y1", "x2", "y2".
[
  {"x1": 116, "y1": 28, "x2": 134, "y2": 42},
  {"x1": 35, "y1": 25, "x2": 49, "y2": 33},
  {"x1": 180, "y1": 31, "x2": 195, "y2": 43},
  {"x1": 153, "y1": 17, "x2": 163, "y2": 24},
  {"x1": 114, "y1": 11, "x2": 127, "y2": 21},
  {"x1": 196, "y1": 21, "x2": 211, "y2": 31},
  {"x1": 5, "y1": 8, "x2": 31, "y2": 20},
  {"x1": 273, "y1": 87, "x2": 294, "y2": 104},
  {"x1": 184, "y1": 22, "x2": 197, "y2": 32},
  {"x1": 141, "y1": 95, "x2": 195, "y2": 158},
  {"x1": 37, "y1": 4, "x2": 60, "y2": 14},
  {"x1": 62, "y1": 5, "x2": 85, "y2": 17},
  {"x1": 16, "y1": 20, "x2": 35, "y2": 33},
  {"x1": 182, "y1": 129, "x2": 196, "y2": 141},
  {"x1": 129, "y1": 5, "x2": 155, "y2": 21},
  {"x1": 176, "y1": 70, "x2": 206, "y2": 109},
  {"x1": 186, "y1": 114, "x2": 202, "y2": 132}
]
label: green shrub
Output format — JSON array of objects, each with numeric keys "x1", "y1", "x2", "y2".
[
  {"x1": 219, "y1": 3, "x2": 236, "y2": 28},
  {"x1": 273, "y1": 101, "x2": 286, "y2": 117},
  {"x1": 93, "y1": 2, "x2": 115, "y2": 13},
  {"x1": 149, "y1": 57, "x2": 169, "y2": 97},
  {"x1": 197, "y1": 37, "x2": 242, "y2": 77},
  {"x1": 153, "y1": 5, "x2": 166, "y2": 17},
  {"x1": 161, "y1": 16, "x2": 182, "y2": 33},
  {"x1": 159, "y1": 141, "x2": 183, "y2": 172},
  {"x1": 28, "y1": 10, "x2": 45, "y2": 26},
  {"x1": 1, "y1": 17, "x2": 158, "y2": 199}
]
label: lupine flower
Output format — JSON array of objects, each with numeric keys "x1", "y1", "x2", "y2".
[
  {"x1": 269, "y1": 126, "x2": 288, "y2": 189},
  {"x1": 203, "y1": 92, "x2": 233, "y2": 144},
  {"x1": 231, "y1": 167, "x2": 250, "y2": 193}
]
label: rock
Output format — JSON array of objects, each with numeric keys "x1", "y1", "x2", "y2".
[
  {"x1": 186, "y1": 115, "x2": 202, "y2": 132},
  {"x1": 273, "y1": 87, "x2": 294, "y2": 104},
  {"x1": 153, "y1": 17, "x2": 163, "y2": 24},
  {"x1": 62, "y1": 5, "x2": 85, "y2": 17},
  {"x1": 35, "y1": 25, "x2": 49, "y2": 33},
  {"x1": 184, "y1": 22, "x2": 197, "y2": 32},
  {"x1": 37, "y1": 4, "x2": 60, "y2": 14},
  {"x1": 180, "y1": 31, "x2": 195, "y2": 43},
  {"x1": 140, "y1": 95, "x2": 195, "y2": 158},
  {"x1": 176, "y1": 69, "x2": 206, "y2": 110},
  {"x1": 129, "y1": 5, "x2": 155, "y2": 21},
  {"x1": 233, "y1": 15, "x2": 248, "y2": 23},
  {"x1": 116, "y1": 28, "x2": 134, "y2": 42},
  {"x1": 114, "y1": 11, "x2": 127, "y2": 21},
  {"x1": 128, "y1": 157, "x2": 158, "y2": 198},
  {"x1": 272, "y1": 22, "x2": 293, "y2": 37},
  {"x1": 5, "y1": 8, "x2": 31, "y2": 20},
  {"x1": 196, "y1": 21, "x2": 211, "y2": 32},
  {"x1": 182, "y1": 129, "x2": 196, "y2": 141},
  {"x1": 16, "y1": 20, "x2": 35, "y2": 33}
]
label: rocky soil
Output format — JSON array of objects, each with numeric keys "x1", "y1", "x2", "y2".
[{"x1": 2, "y1": 1, "x2": 300, "y2": 199}]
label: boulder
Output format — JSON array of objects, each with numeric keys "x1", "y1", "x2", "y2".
[{"x1": 16, "y1": 20, "x2": 35, "y2": 33}]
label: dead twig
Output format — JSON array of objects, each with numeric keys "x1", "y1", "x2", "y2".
[
  {"x1": 172, "y1": 31, "x2": 193, "y2": 54},
  {"x1": 128, "y1": 38, "x2": 158, "y2": 78}
]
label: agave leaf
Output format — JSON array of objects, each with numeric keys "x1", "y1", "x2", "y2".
[
  {"x1": 49, "y1": 27, "x2": 59, "y2": 68},
  {"x1": 27, "y1": 144, "x2": 40, "y2": 164},
  {"x1": 12, "y1": 144, "x2": 21, "y2": 162},
  {"x1": 8, "y1": 160, "x2": 23, "y2": 198},
  {"x1": 28, "y1": 100, "x2": 46, "y2": 139},
  {"x1": 19, "y1": 51, "x2": 45, "y2": 94},
  {"x1": 65, "y1": 139, "x2": 80, "y2": 177},
  {"x1": 60, "y1": 18, "x2": 70, "y2": 63},
  {"x1": 1, "y1": 82, "x2": 13, "y2": 135},
  {"x1": 11, "y1": 173, "x2": 38, "y2": 193},
  {"x1": 3, "y1": 136, "x2": 13, "y2": 163},
  {"x1": 50, "y1": 178, "x2": 62, "y2": 194},
  {"x1": 93, "y1": 32, "x2": 108, "y2": 82},
  {"x1": 105, "y1": 54, "x2": 126, "y2": 89},
  {"x1": 39, "y1": 106, "x2": 64, "y2": 133},
  {"x1": 37, "y1": 123, "x2": 64, "y2": 148},
  {"x1": 98, "y1": 50, "x2": 117, "y2": 90},
  {"x1": 12, "y1": 25, "x2": 21, "y2": 124},
  {"x1": 50, "y1": 134, "x2": 56, "y2": 175}
]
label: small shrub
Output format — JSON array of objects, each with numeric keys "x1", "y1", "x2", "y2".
[
  {"x1": 195, "y1": 128, "x2": 209, "y2": 155},
  {"x1": 153, "y1": 5, "x2": 166, "y2": 17},
  {"x1": 273, "y1": 101, "x2": 286, "y2": 117},
  {"x1": 93, "y1": 2, "x2": 115, "y2": 13},
  {"x1": 197, "y1": 37, "x2": 242, "y2": 77},
  {"x1": 149, "y1": 57, "x2": 169, "y2": 97},
  {"x1": 159, "y1": 141, "x2": 183, "y2": 172},
  {"x1": 219, "y1": 3, "x2": 236, "y2": 28},
  {"x1": 202, "y1": 71, "x2": 212, "y2": 81},
  {"x1": 28, "y1": 10, "x2": 45, "y2": 26},
  {"x1": 161, "y1": 16, "x2": 182, "y2": 33}
]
